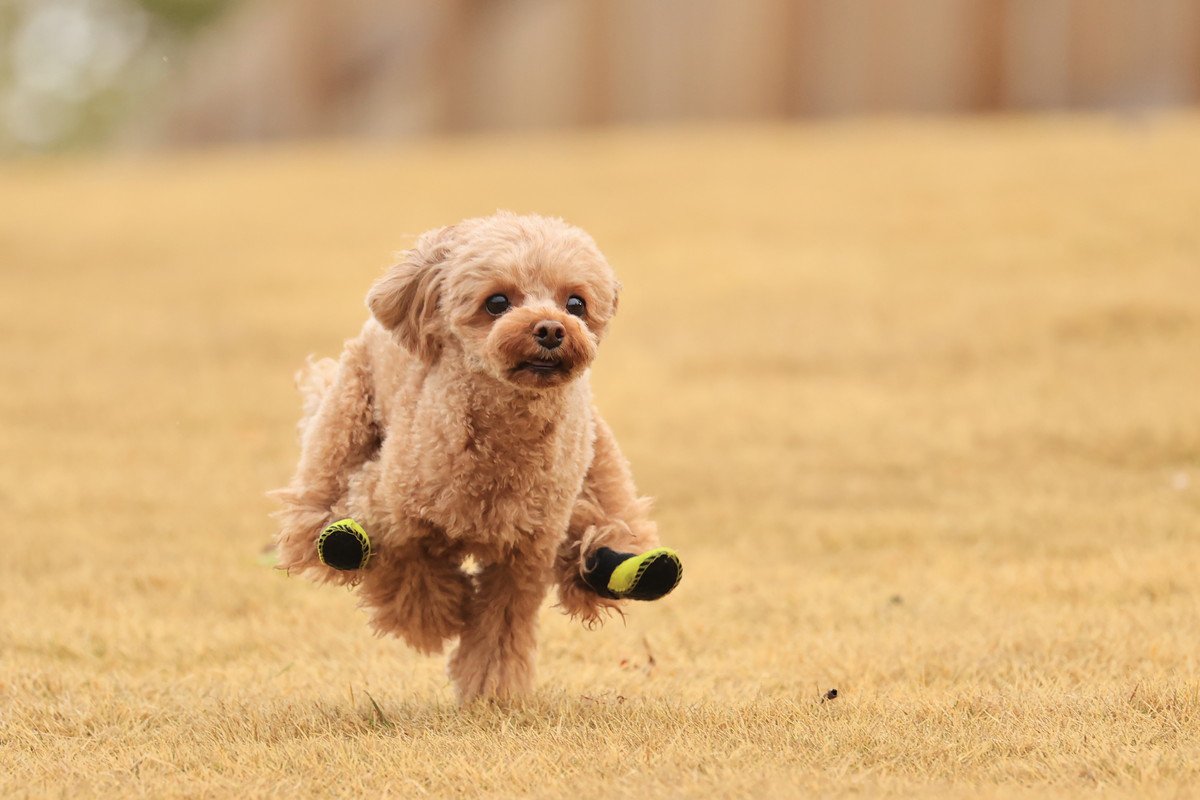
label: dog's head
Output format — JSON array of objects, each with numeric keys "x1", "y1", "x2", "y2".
[{"x1": 367, "y1": 212, "x2": 619, "y2": 390}]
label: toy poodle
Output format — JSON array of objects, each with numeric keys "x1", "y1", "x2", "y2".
[{"x1": 272, "y1": 212, "x2": 682, "y2": 702}]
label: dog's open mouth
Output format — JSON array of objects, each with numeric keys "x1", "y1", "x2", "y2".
[{"x1": 516, "y1": 357, "x2": 567, "y2": 375}]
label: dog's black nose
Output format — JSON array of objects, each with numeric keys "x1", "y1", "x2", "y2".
[{"x1": 533, "y1": 320, "x2": 565, "y2": 350}]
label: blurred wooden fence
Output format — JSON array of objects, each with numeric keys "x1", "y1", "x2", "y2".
[{"x1": 162, "y1": 0, "x2": 1200, "y2": 143}]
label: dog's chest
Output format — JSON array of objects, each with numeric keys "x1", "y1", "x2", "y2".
[{"x1": 403, "y1": 395, "x2": 594, "y2": 546}]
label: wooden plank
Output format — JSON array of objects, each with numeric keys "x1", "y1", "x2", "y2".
[
  {"x1": 457, "y1": 0, "x2": 592, "y2": 130},
  {"x1": 794, "y1": 0, "x2": 876, "y2": 115},
  {"x1": 969, "y1": 0, "x2": 1007, "y2": 111},
  {"x1": 867, "y1": 0, "x2": 988, "y2": 113},
  {"x1": 606, "y1": 0, "x2": 693, "y2": 121},
  {"x1": 1001, "y1": 0, "x2": 1071, "y2": 109},
  {"x1": 1139, "y1": 0, "x2": 1200, "y2": 107},
  {"x1": 1068, "y1": 0, "x2": 1139, "y2": 108}
]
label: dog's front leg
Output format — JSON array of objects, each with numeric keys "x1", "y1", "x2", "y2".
[
  {"x1": 447, "y1": 544, "x2": 554, "y2": 703},
  {"x1": 273, "y1": 339, "x2": 378, "y2": 581},
  {"x1": 556, "y1": 414, "x2": 669, "y2": 623}
]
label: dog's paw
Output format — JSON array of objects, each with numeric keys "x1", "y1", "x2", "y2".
[
  {"x1": 272, "y1": 501, "x2": 361, "y2": 586},
  {"x1": 317, "y1": 518, "x2": 372, "y2": 571},
  {"x1": 583, "y1": 546, "x2": 682, "y2": 601}
]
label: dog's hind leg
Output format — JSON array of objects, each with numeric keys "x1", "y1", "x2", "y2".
[
  {"x1": 448, "y1": 544, "x2": 554, "y2": 703},
  {"x1": 358, "y1": 537, "x2": 472, "y2": 655}
]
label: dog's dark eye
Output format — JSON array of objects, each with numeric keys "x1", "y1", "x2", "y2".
[
  {"x1": 485, "y1": 294, "x2": 510, "y2": 316},
  {"x1": 565, "y1": 295, "x2": 586, "y2": 317}
]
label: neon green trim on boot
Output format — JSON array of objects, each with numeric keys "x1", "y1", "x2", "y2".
[
  {"x1": 607, "y1": 547, "x2": 682, "y2": 600},
  {"x1": 317, "y1": 518, "x2": 372, "y2": 571}
]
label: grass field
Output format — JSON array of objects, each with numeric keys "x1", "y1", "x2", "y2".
[{"x1": 1, "y1": 116, "x2": 1198, "y2": 798}]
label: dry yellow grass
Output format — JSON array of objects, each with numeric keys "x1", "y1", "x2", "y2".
[{"x1": 1, "y1": 117, "x2": 1198, "y2": 798}]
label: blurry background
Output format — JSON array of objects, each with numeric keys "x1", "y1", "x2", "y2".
[
  {"x1": 3, "y1": 0, "x2": 1200, "y2": 152},
  {"x1": 4, "y1": 1, "x2": 1200, "y2": 796}
]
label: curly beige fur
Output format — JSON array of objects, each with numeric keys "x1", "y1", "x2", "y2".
[{"x1": 272, "y1": 212, "x2": 662, "y2": 703}]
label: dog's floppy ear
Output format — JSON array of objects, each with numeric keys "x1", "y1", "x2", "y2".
[{"x1": 367, "y1": 225, "x2": 456, "y2": 363}]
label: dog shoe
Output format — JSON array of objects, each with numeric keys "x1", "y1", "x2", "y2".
[
  {"x1": 317, "y1": 518, "x2": 372, "y2": 570},
  {"x1": 583, "y1": 546, "x2": 682, "y2": 601}
]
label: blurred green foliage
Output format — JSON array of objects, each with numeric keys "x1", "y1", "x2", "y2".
[
  {"x1": 133, "y1": 0, "x2": 238, "y2": 33},
  {"x1": 0, "y1": 0, "x2": 242, "y2": 152}
]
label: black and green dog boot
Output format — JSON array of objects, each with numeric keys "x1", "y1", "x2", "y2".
[
  {"x1": 583, "y1": 546, "x2": 682, "y2": 601},
  {"x1": 317, "y1": 518, "x2": 372, "y2": 571}
]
